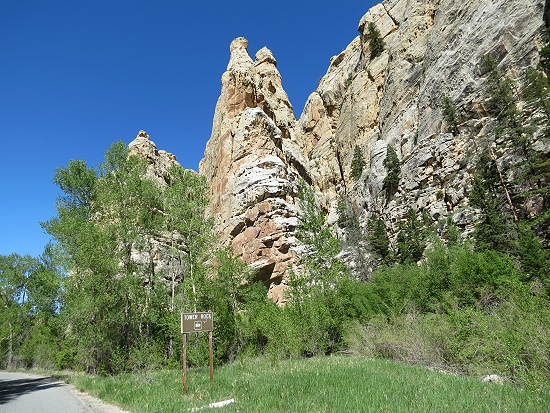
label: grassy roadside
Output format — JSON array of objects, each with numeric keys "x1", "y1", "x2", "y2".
[{"x1": 55, "y1": 356, "x2": 550, "y2": 413}]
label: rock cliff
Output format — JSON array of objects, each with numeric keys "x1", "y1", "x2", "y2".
[
  {"x1": 198, "y1": 0, "x2": 549, "y2": 294},
  {"x1": 199, "y1": 38, "x2": 305, "y2": 302}
]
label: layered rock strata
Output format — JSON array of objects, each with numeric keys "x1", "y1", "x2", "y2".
[
  {"x1": 199, "y1": 0, "x2": 549, "y2": 288},
  {"x1": 199, "y1": 38, "x2": 303, "y2": 303}
]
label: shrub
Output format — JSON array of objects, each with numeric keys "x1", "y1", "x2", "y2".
[{"x1": 366, "y1": 22, "x2": 385, "y2": 60}]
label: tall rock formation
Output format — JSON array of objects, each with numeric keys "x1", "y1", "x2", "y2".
[
  {"x1": 129, "y1": 130, "x2": 180, "y2": 188},
  {"x1": 199, "y1": 38, "x2": 305, "y2": 302},
  {"x1": 200, "y1": 0, "x2": 549, "y2": 290}
]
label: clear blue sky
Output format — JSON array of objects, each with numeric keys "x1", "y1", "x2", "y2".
[{"x1": 1, "y1": 0, "x2": 375, "y2": 259}]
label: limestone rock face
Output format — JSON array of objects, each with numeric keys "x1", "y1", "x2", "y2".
[
  {"x1": 199, "y1": 38, "x2": 301, "y2": 303},
  {"x1": 199, "y1": 0, "x2": 549, "y2": 286},
  {"x1": 296, "y1": 0, "x2": 546, "y2": 250}
]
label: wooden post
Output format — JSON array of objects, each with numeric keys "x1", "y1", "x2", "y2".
[
  {"x1": 209, "y1": 331, "x2": 214, "y2": 383},
  {"x1": 182, "y1": 333, "x2": 187, "y2": 394}
]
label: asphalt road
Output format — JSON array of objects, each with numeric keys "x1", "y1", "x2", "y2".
[{"x1": 0, "y1": 371, "x2": 92, "y2": 413}]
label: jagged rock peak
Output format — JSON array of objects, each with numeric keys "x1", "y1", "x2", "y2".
[
  {"x1": 255, "y1": 47, "x2": 277, "y2": 66},
  {"x1": 228, "y1": 37, "x2": 253, "y2": 69},
  {"x1": 199, "y1": 37, "x2": 302, "y2": 303},
  {"x1": 199, "y1": 0, "x2": 549, "y2": 287},
  {"x1": 128, "y1": 130, "x2": 179, "y2": 187}
]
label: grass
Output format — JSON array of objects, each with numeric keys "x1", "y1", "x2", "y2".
[{"x1": 58, "y1": 355, "x2": 550, "y2": 413}]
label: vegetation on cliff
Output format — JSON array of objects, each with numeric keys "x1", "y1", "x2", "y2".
[{"x1": 2, "y1": 1, "x2": 550, "y2": 398}]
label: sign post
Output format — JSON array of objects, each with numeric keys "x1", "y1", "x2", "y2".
[{"x1": 180, "y1": 312, "x2": 214, "y2": 394}]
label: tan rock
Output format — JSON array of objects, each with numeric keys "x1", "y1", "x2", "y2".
[
  {"x1": 128, "y1": 130, "x2": 180, "y2": 187},
  {"x1": 199, "y1": 38, "x2": 302, "y2": 301},
  {"x1": 199, "y1": 0, "x2": 548, "y2": 285}
]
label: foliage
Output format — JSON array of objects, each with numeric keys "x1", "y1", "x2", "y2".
[
  {"x1": 367, "y1": 213, "x2": 391, "y2": 262},
  {"x1": 348, "y1": 242, "x2": 550, "y2": 387},
  {"x1": 442, "y1": 96, "x2": 462, "y2": 134},
  {"x1": 42, "y1": 142, "x2": 223, "y2": 373},
  {"x1": 350, "y1": 145, "x2": 365, "y2": 181},
  {"x1": 395, "y1": 209, "x2": 429, "y2": 263},
  {"x1": 469, "y1": 153, "x2": 517, "y2": 253},
  {"x1": 336, "y1": 194, "x2": 350, "y2": 228},
  {"x1": 517, "y1": 222, "x2": 550, "y2": 289},
  {"x1": 366, "y1": 22, "x2": 385, "y2": 60},
  {"x1": 382, "y1": 144, "x2": 400, "y2": 195},
  {"x1": 248, "y1": 179, "x2": 351, "y2": 358},
  {"x1": 0, "y1": 246, "x2": 63, "y2": 369},
  {"x1": 482, "y1": 55, "x2": 529, "y2": 152},
  {"x1": 295, "y1": 179, "x2": 347, "y2": 284},
  {"x1": 522, "y1": 67, "x2": 550, "y2": 207}
]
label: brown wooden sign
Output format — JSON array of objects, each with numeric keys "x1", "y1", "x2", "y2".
[
  {"x1": 181, "y1": 312, "x2": 213, "y2": 333},
  {"x1": 181, "y1": 311, "x2": 214, "y2": 394}
]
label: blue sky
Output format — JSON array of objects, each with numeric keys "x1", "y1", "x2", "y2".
[{"x1": 1, "y1": 0, "x2": 375, "y2": 258}]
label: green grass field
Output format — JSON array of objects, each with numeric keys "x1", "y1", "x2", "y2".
[{"x1": 63, "y1": 356, "x2": 550, "y2": 412}]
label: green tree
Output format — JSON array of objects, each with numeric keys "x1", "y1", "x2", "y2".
[
  {"x1": 366, "y1": 22, "x2": 385, "y2": 60},
  {"x1": 367, "y1": 213, "x2": 391, "y2": 262},
  {"x1": 396, "y1": 209, "x2": 428, "y2": 263},
  {"x1": 290, "y1": 179, "x2": 349, "y2": 354},
  {"x1": 482, "y1": 55, "x2": 529, "y2": 153},
  {"x1": 469, "y1": 154, "x2": 517, "y2": 254},
  {"x1": 383, "y1": 144, "x2": 400, "y2": 195},
  {"x1": 44, "y1": 142, "x2": 170, "y2": 373},
  {"x1": 442, "y1": 96, "x2": 462, "y2": 134},
  {"x1": 0, "y1": 249, "x2": 62, "y2": 369},
  {"x1": 351, "y1": 145, "x2": 365, "y2": 181}
]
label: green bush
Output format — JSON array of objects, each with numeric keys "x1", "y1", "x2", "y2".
[{"x1": 366, "y1": 22, "x2": 385, "y2": 60}]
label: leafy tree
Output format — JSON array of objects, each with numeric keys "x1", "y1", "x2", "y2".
[
  {"x1": 162, "y1": 165, "x2": 212, "y2": 312},
  {"x1": 351, "y1": 145, "x2": 365, "y2": 181},
  {"x1": 296, "y1": 179, "x2": 325, "y2": 249},
  {"x1": 296, "y1": 179, "x2": 345, "y2": 279},
  {"x1": 44, "y1": 142, "x2": 171, "y2": 373},
  {"x1": 0, "y1": 248, "x2": 62, "y2": 369},
  {"x1": 53, "y1": 159, "x2": 97, "y2": 215},
  {"x1": 366, "y1": 22, "x2": 385, "y2": 60},
  {"x1": 383, "y1": 144, "x2": 400, "y2": 195},
  {"x1": 288, "y1": 179, "x2": 349, "y2": 354}
]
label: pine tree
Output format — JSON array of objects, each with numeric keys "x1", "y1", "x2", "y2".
[
  {"x1": 383, "y1": 144, "x2": 400, "y2": 194},
  {"x1": 469, "y1": 154, "x2": 517, "y2": 254},
  {"x1": 366, "y1": 22, "x2": 385, "y2": 60},
  {"x1": 367, "y1": 214, "x2": 390, "y2": 261},
  {"x1": 350, "y1": 145, "x2": 365, "y2": 181},
  {"x1": 396, "y1": 209, "x2": 428, "y2": 263},
  {"x1": 442, "y1": 96, "x2": 462, "y2": 134}
]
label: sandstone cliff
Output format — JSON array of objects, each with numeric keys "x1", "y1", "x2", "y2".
[{"x1": 199, "y1": 0, "x2": 549, "y2": 294}]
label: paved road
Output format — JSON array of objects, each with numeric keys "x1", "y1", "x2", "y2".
[{"x1": 0, "y1": 371, "x2": 92, "y2": 413}]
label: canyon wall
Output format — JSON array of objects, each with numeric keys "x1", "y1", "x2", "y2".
[{"x1": 198, "y1": 0, "x2": 548, "y2": 297}]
